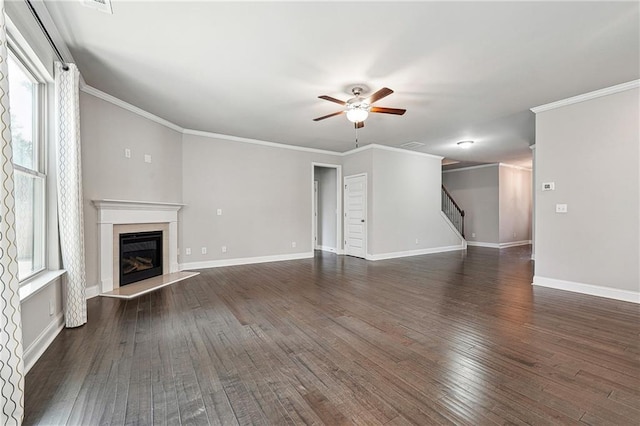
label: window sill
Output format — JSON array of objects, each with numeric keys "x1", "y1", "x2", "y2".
[{"x1": 19, "y1": 270, "x2": 66, "y2": 303}]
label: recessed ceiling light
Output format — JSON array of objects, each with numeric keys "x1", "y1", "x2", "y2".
[{"x1": 457, "y1": 140, "x2": 474, "y2": 148}]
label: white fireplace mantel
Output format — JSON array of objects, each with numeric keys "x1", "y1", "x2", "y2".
[{"x1": 92, "y1": 199, "x2": 185, "y2": 293}]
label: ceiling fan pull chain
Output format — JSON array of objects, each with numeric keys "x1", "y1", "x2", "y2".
[{"x1": 355, "y1": 123, "x2": 359, "y2": 148}]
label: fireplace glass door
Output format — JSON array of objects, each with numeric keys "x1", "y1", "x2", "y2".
[{"x1": 119, "y1": 231, "x2": 163, "y2": 286}]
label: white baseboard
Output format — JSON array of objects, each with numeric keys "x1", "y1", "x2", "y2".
[
  {"x1": 499, "y1": 240, "x2": 532, "y2": 248},
  {"x1": 532, "y1": 276, "x2": 640, "y2": 304},
  {"x1": 85, "y1": 284, "x2": 100, "y2": 299},
  {"x1": 317, "y1": 246, "x2": 337, "y2": 253},
  {"x1": 23, "y1": 312, "x2": 65, "y2": 374},
  {"x1": 467, "y1": 240, "x2": 532, "y2": 249},
  {"x1": 467, "y1": 241, "x2": 500, "y2": 248},
  {"x1": 180, "y1": 251, "x2": 314, "y2": 271},
  {"x1": 366, "y1": 245, "x2": 466, "y2": 261}
]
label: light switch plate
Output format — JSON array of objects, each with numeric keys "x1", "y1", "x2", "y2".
[{"x1": 144, "y1": 154, "x2": 152, "y2": 163}]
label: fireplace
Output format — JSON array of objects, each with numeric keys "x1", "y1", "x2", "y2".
[
  {"x1": 93, "y1": 199, "x2": 183, "y2": 294},
  {"x1": 119, "y1": 231, "x2": 163, "y2": 286}
]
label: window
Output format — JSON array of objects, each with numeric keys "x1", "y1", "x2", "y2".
[{"x1": 8, "y1": 51, "x2": 46, "y2": 281}]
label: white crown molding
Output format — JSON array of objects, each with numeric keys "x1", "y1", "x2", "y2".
[
  {"x1": 499, "y1": 163, "x2": 532, "y2": 172},
  {"x1": 81, "y1": 85, "x2": 185, "y2": 133},
  {"x1": 531, "y1": 80, "x2": 640, "y2": 114},
  {"x1": 81, "y1": 85, "x2": 450, "y2": 159},
  {"x1": 23, "y1": 312, "x2": 64, "y2": 374},
  {"x1": 533, "y1": 276, "x2": 639, "y2": 304},
  {"x1": 366, "y1": 244, "x2": 465, "y2": 261},
  {"x1": 341, "y1": 143, "x2": 443, "y2": 160},
  {"x1": 442, "y1": 163, "x2": 499, "y2": 173},
  {"x1": 182, "y1": 129, "x2": 340, "y2": 156},
  {"x1": 180, "y1": 252, "x2": 314, "y2": 271}
]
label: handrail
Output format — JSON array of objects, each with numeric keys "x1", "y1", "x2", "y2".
[
  {"x1": 441, "y1": 185, "x2": 465, "y2": 238},
  {"x1": 441, "y1": 185, "x2": 464, "y2": 216}
]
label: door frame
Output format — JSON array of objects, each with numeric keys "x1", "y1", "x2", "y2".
[
  {"x1": 344, "y1": 173, "x2": 368, "y2": 258},
  {"x1": 313, "y1": 180, "x2": 319, "y2": 249},
  {"x1": 311, "y1": 163, "x2": 343, "y2": 254}
]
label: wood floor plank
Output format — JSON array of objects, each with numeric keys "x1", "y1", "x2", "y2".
[{"x1": 24, "y1": 246, "x2": 640, "y2": 425}]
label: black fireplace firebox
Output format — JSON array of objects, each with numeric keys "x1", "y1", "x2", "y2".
[{"x1": 119, "y1": 231, "x2": 163, "y2": 286}]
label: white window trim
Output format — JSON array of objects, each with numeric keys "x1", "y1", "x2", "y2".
[{"x1": 6, "y1": 13, "x2": 62, "y2": 293}]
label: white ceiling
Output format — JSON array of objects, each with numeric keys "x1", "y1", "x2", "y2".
[{"x1": 43, "y1": 1, "x2": 639, "y2": 166}]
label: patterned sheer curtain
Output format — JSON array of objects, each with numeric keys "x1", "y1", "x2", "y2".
[
  {"x1": 55, "y1": 62, "x2": 87, "y2": 328},
  {"x1": 0, "y1": 1, "x2": 25, "y2": 424}
]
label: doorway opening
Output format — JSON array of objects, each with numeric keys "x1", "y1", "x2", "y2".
[{"x1": 312, "y1": 163, "x2": 342, "y2": 254}]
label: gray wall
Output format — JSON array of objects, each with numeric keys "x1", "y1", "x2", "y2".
[
  {"x1": 314, "y1": 166, "x2": 337, "y2": 250},
  {"x1": 180, "y1": 133, "x2": 339, "y2": 264},
  {"x1": 371, "y1": 148, "x2": 462, "y2": 255},
  {"x1": 443, "y1": 165, "x2": 500, "y2": 244},
  {"x1": 534, "y1": 87, "x2": 639, "y2": 293},
  {"x1": 499, "y1": 165, "x2": 532, "y2": 243},
  {"x1": 80, "y1": 92, "x2": 183, "y2": 288}
]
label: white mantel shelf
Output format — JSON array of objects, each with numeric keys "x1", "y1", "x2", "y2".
[
  {"x1": 92, "y1": 199, "x2": 185, "y2": 211},
  {"x1": 92, "y1": 199, "x2": 184, "y2": 294}
]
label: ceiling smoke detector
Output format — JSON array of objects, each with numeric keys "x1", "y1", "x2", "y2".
[{"x1": 81, "y1": 0, "x2": 113, "y2": 14}]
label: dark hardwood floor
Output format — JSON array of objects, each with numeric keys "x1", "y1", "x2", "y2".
[{"x1": 24, "y1": 246, "x2": 640, "y2": 425}]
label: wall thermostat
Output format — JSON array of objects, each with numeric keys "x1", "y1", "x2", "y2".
[{"x1": 542, "y1": 182, "x2": 555, "y2": 191}]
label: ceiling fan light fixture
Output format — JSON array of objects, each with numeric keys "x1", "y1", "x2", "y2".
[
  {"x1": 346, "y1": 107, "x2": 369, "y2": 123},
  {"x1": 457, "y1": 140, "x2": 474, "y2": 149}
]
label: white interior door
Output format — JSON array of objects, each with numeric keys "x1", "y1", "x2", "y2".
[{"x1": 344, "y1": 174, "x2": 367, "y2": 258}]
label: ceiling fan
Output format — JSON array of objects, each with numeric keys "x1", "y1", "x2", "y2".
[{"x1": 313, "y1": 86, "x2": 406, "y2": 128}]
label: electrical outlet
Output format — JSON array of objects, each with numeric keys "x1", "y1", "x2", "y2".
[
  {"x1": 222, "y1": 246, "x2": 227, "y2": 253},
  {"x1": 49, "y1": 299, "x2": 54, "y2": 316},
  {"x1": 513, "y1": 232, "x2": 517, "y2": 238},
  {"x1": 124, "y1": 148, "x2": 131, "y2": 158},
  {"x1": 472, "y1": 232, "x2": 476, "y2": 238},
  {"x1": 555, "y1": 204, "x2": 568, "y2": 213},
  {"x1": 217, "y1": 208, "x2": 222, "y2": 216},
  {"x1": 201, "y1": 247, "x2": 207, "y2": 254},
  {"x1": 185, "y1": 248, "x2": 191, "y2": 255},
  {"x1": 144, "y1": 154, "x2": 152, "y2": 163},
  {"x1": 291, "y1": 242, "x2": 296, "y2": 248},
  {"x1": 415, "y1": 238, "x2": 419, "y2": 244}
]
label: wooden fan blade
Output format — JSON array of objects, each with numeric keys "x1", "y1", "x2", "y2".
[
  {"x1": 370, "y1": 106, "x2": 406, "y2": 115},
  {"x1": 313, "y1": 110, "x2": 344, "y2": 121},
  {"x1": 367, "y1": 87, "x2": 393, "y2": 104},
  {"x1": 318, "y1": 95, "x2": 346, "y2": 105},
  {"x1": 355, "y1": 121, "x2": 364, "y2": 129}
]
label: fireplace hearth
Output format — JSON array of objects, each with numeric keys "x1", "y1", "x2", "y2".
[{"x1": 119, "y1": 231, "x2": 163, "y2": 286}]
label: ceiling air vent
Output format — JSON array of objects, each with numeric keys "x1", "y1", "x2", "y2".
[
  {"x1": 81, "y1": 0, "x2": 113, "y2": 14},
  {"x1": 400, "y1": 141, "x2": 425, "y2": 150}
]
